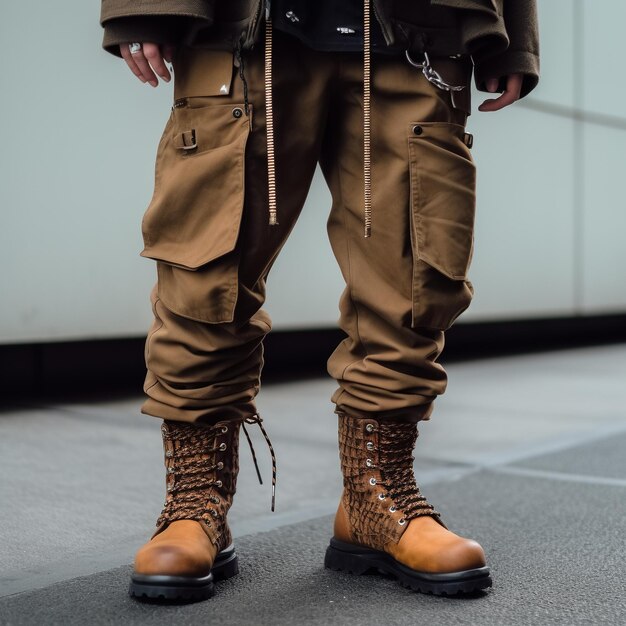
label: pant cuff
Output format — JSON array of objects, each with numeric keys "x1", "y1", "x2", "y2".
[
  {"x1": 334, "y1": 402, "x2": 434, "y2": 423},
  {"x1": 141, "y1": 398, "x2": 258, "y2": 425}
]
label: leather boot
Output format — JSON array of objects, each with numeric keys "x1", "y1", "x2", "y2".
[
  {"x1": 129, "y1": 419, "x2": 240, "y2": 601},
  {"x1": 325, "y1": 414, "x2": 492, "y2": 595}
]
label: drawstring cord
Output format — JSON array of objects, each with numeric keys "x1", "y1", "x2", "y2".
[
  {"x1": 264, "y1": 14, "x2": 278, "y2": 226},
  {"x1": 241, "y1": 414, "x2": 277, "y2": 512},
  {"x1": 262, "y1": 1, "x2": 371, "y2": 235},
  {"x1": 363, "y1": 0, "x2": 372, "y2": 238},
  {"x1": 261, "y1": 1, "x2": 375, "y2": 235}
]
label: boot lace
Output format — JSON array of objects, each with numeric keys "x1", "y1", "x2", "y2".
[
  {"x1": 367, "y1": 422, "x2": 438, "y2": 523},
  {"x1": 157, "y1": 414, "x2": 277, "y2": 530}
]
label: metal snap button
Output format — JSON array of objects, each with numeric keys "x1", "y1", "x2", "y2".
[
  {"x1": 412, "y1": 125, "x2": 423, "y2": 136},
  {"x1": 232, "y1": 107, "x2": 243, "y2": 119}
]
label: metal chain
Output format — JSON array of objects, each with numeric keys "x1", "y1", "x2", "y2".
[{"x1": 405, "y1": 50, "x2": 465, "y2": 92}]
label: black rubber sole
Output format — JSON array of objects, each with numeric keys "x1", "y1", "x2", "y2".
[
  {"x1": 325, "y1": 537, "x2": 492, "y2": 596},
  {"x1": 129, "y1": 544, "x2": 239, "y2": 602}
]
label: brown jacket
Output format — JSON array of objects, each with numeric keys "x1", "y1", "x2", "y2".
[{"x1": 101, "y1": 0, "x2": 539, "y2": 96}]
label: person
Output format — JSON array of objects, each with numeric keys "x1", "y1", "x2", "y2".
[{"x1": 100, "y1": 0, "x2": 539, "y2": 602}]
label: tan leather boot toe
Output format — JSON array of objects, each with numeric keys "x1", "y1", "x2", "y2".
[
  {"x1": 134, "y1": 520, "x2": 218, "y2": 578},
  {"x1": 386, "y1": 516, "x2": 487, "y2": 574}
]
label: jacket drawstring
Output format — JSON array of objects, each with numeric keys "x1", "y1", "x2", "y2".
[
  {"x1": 363, "y1": 0, "x2": 372, "y2": 238},
  {"x1": 265, "y1": 10, "x2": 278, "y2": 226}
]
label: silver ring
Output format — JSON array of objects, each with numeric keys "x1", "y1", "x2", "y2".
[{"x1": 129, "y1": 42, "x2": 142, "y2": 55}]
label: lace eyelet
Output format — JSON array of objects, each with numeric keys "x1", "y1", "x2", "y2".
[
  {"x1": 210, "y1": 509, "x2": 218, "y2": 518},
  {"x1": 389, "y1": 506, "x2": 397, "y2": 513},
  {"x1": 215, "y1": 480, "x2": 223, "y2": 488},
  {"x1": 378, "y1": 493, "x2": 386, "y2": 501},
  {"x1": 398, "y1": 518, "x2": 406, "y2": 526},
  {"x1": 365, "y1": 423, "x2": 375, "y2": 433},
  {"x1": 221, "y1": 426, "x2": 229, "y2": 434},
  {"x1": 219, "y1": 443, "x2": 227, "y2": 451},
  {"x1": 369, "y1": 477, "x2": 377, "y2": 486},
  {"x1": 217, "y1": 461, "x2": 224, "y2": 470},
  {"x1": 366, "y1": 442, "x2": 374, "y2": 451}
]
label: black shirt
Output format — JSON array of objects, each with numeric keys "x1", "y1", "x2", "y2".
[{"x1": 272, "y1": 0, "x2": 392, "y2": 53}]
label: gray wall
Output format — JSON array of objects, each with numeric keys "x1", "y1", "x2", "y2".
[{"x1": 1, "y1": 0, "x2": 624, "y2": 344}]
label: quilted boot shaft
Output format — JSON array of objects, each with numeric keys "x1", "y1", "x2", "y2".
[
  {"x1": 153, "y1": 419, "x2": 240, "y2": 553},
  {"x1": 337, "y1": 413, "x2": 441, "y2": 551}
]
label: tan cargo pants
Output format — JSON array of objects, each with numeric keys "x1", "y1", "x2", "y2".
[{"x1": 140, "y1": 31, "x2": 476, "y2": 425}]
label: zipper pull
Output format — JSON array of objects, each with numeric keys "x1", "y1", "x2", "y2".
[{"x1": 266, "y1": 0, "x2": 271, "y2": 21}]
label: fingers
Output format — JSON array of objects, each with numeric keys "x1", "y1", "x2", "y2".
[
  {"x1": 478, "y1": 74, "x2": 524, "y2": 112},
  {"x1": 486, "y1": 78, "x2": 499, "y2": 93},
  {"x1": 120, "y1": 44, "x2": 147, "y2": 83},
  {"x1": 144, "y1": 44, "x2": 172, "y2": 84},
  {"x1": 130, "y1": 44, "x2": 160, "y2": 87},
  {"x1": 119, "y1": 43, "x2": 172, "y2": 87}
]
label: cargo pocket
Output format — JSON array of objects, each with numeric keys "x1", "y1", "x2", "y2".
[
  {"x1": 408, "y1": 122, "x2": 476, "y2": 330},
  {"x1": 140, "y1": 99, "x2": 251, "y2": 323}
]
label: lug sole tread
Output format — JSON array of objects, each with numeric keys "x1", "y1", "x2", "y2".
[
  {"x1": 324, "y1": 543, "x2": 492, "y2": 596},
  {"x1": 129, "y1": 551, "x2": 239, "y2": 603}
]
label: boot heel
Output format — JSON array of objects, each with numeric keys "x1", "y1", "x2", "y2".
[{"x1": 324, "y1": 543, "x2": 375, "y2": 575}]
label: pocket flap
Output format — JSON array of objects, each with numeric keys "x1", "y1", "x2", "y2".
[
  {"x1": 174, "y1": 49, "x2": 235, "y2": 99},
  {"x1": 141, "y1": 103, "x2": 251, "y2": 270}
]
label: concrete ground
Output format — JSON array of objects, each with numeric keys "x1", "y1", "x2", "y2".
[{"x1": 1, "y1": 344, "x2": 625, "y2": 625}]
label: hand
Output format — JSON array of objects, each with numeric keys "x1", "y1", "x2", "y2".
[
  {"x1": 478, "y1": 74, "x2": 523, "y2": 112},
  {"x1": 120, "y1": 42, "x2": 176, "y2": 87}
]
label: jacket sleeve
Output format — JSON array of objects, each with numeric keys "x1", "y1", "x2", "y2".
[
  {"x1": 100, "y1": 0, "x2": 215, "y2": 57},
  {"x1": 473, "y1": 0, "x2": 540, "y2": 98}
]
